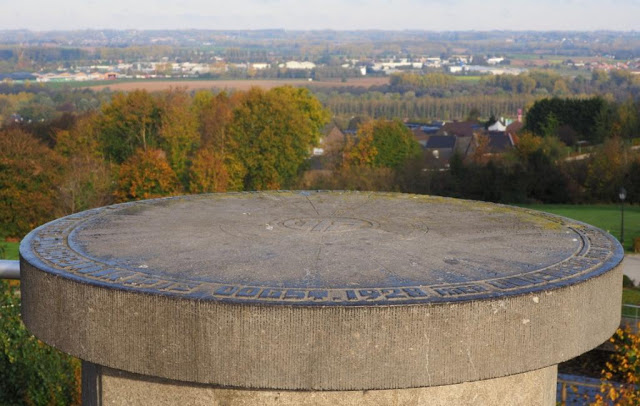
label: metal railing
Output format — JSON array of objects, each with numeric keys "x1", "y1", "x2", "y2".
[
  {"x1": 557, "y1": 375, "x2": 602, "y2": 405},
  {"x1": 622, "y1": 304, "x2": 640, "y2": 320},
  {"x1": 0, "y1": 260, "x2": 20, "y2": 279}
]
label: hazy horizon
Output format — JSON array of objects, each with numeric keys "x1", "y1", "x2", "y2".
[{"x1": 1, "y1": 0, "x2": 639, "y2": 32}]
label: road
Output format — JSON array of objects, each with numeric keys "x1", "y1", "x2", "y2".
[{"x1": 622, "y1": 254, "x2": 640, "y2": 284}]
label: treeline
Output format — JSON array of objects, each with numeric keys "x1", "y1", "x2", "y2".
[
  {"x1": 0, "y1": 83, "x2": 111, "y2": 124},
  {"x1": 320, "y1": 92, "x2": 540, "y2": 120},
  {"x1": 385, "y1": 69, "x2": 640, "y2": 100},
  {"x1": 0, "y1": 86, "x2": 328, "y2": 238},
  {"x1": 315, "y1": 68, "x2": 640, "y2": 122},
  {"x1": 416, "y1": 137, "x2": 640, "y2": 205},
  {"x1": 300, "y1": 95, "x2": 640, "y2": 205},
  {"x1": 302, "y1": 126, "x2": 640, "y2": 206}
]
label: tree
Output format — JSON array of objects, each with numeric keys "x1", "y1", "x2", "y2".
[
  {"x1": 343, "y1": 119, "x2": 421, "y2": 170},
  {"x1": 156, "y1": 88, "x2": 199, "y2": 185},
  {"x1": 114, "y1": 148, "x2": 181, "y2": 202},
  {"x1": 593, "y1": 325, "x2": 640, "y2": 405},
  {"x1": 585, "y1": 137, "x2": 627, "y2": 202},
  {"x1": 0, "y1": 128, "x2": 65, "y2": 238},
  {"x1": 98, "y1": 90, "x2": 160, "y2": 163},
  {"x1": 192, "y1": 90, "x2": 236, "y2": 149},
  {"x1": 189, "y1": 147, "x2": 245, "y2": 193},
  {"x1": 55, "y1": 113, "x2": 114, "y2": 214},
  {"x1": 524, "y1": 97, "x2": 609, "y2": 143},
  {"x1": 227, "y1": 86, "x2": 329, "y2": 190}
]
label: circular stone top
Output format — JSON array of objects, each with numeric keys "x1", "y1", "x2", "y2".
[
  {"x1": 19, "y1": 191, "x2": 624, "y2": 390},
  {"x1": 21, "y1": 191, "x2": 621, "y2": 306}
]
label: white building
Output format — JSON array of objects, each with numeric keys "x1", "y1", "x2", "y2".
[
  {"x1": 252, "y1": 63, "x2": 270, "y2": 70},
  {"x1": 280, "y1": 61, "x2": 316, "y2": 70}
]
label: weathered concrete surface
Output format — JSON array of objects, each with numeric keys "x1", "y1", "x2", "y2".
[
  {"x1": 20, "y1": 191, "x2": 623, "y2": 390},
  {"x1": 85, "y1": 363, "x2": 557, "y2": 406}
]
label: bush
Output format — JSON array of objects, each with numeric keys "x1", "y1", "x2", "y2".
[
  {"x1": 0, "y1": 281, "x2": 81, "y2": 405},
  {"x1": 623, "y1": 274, "x2": 635, "y2": 289}
]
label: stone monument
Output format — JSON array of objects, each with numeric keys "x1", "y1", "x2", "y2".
[{"x1": 20, "y1": 191, "x2": 623, "y2": 405}]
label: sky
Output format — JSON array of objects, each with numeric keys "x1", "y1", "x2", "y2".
[{"x1": 0, "y1": 0, "x2": 639, "y2": 31}]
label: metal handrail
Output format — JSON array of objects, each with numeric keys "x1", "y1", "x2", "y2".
[
  {"x1": 622, "y1": 304, "x2": 640, "y2": 320},
  {"x1": 0, "y1": 260, "x2": 20, "y2": 279}
]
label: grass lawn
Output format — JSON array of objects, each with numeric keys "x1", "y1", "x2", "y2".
[
  {"x1": 518, "y1": 204, "x2": 640, "y2": 252},
  {"x1": 622, "y1": 289, "x2": 640, "y2": 316},
  {"x1": 1, "y1": 242, "x2": 19, "y2": 260}
]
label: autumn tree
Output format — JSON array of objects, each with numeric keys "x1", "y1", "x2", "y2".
[
  {"x1": 585, "y1": 137, "x2": 627, "y2": 202},
  {"x1": 189, "y1": 148, "x2": 245, "y2": 193},
  {"x1": 156, "y1": 88, "x2": 199, "y2": 184},
  {"x1": 342, "y1": 125, "x2": 377, "y2": 168},
  {"x1": 55, "y1": 113, "x2": 114, "y2": 214},
  {"x1": 0, "y1": 128, "x2": 65, "y2": 237},
  {"x1": 98, "y1": 90, "x2": 160, "y2": 163},
  {"x1": 343, "y1": 119, "x2": 421, "y2": 170},
  {"x1": 189, "y1": 91, "x2": 244, "y2": 192},
  {"x1": 114, "y1": 148, "x2": 181, "y2": 202},
  {"x1": 192, "y1": 90, "x2": 236, "y2": 148},
  {"x1": 593, "y1": 325, "x2": 640, "y2": 405},
  {"x1": 227, "y1": 86, "x2": 329, "y2": 190}
]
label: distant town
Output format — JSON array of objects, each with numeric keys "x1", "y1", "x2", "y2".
[{"x1": 1, "y1": 30, "x2": 639, "y2": 83}]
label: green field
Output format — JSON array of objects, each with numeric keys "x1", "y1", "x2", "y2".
[
  {"x1": 0, "y1": 242, "x2": 19, "y2": 260},
  {"x1": 623, "y1": 289, "x2": 640, "y2": 310},
  {"x1": 454, "y1": 75, "x2": 483, "y2": 83},
  {"x1": 519, "y1": 204, "x2": 640, "y2": 252}
]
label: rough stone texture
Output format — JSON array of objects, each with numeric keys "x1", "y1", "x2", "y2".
[
  {"x1": 85, "y1": 363, "x2": 557, "y2": 406},
  {"x1": 20, "y1": 191, "x2": 623, "y2": 390}
]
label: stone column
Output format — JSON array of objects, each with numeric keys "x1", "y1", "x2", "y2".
[{"x1": 20, "y1": 191, "x2": 623, "y2": 405}]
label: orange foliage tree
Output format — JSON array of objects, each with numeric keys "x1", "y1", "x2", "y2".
[
  {"x1": 114, "y1": 148, "x2": 181, "y2": 202},
  {"x1": 593, "y1": 325, "x2": 640, "y2": 405},
  {"x1": 0, "y1": 128, "x2": 65, "y2": 237}
]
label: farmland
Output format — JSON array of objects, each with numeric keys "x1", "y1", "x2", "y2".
[{"x1": 82, "y1": 77, "x2": 389, "y2": 92}]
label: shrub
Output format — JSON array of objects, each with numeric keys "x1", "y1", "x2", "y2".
[{"x1": 0, "y1": 281, "x2": 81, "y2": 405}]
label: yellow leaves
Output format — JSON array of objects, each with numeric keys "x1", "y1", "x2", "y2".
[
  {"x1": 342, "y1": 122, "x2": 377, "y2": 168},
  {"x1": 596, "y1": 323, "x2": 640, "y2": 405},
  {"x1": 342, "y1": 119, "x2": 420, "y2": 170}
]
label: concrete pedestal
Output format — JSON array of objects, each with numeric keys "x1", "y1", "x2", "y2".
[
  {"x1": 20, "y1": 191, "x2": 623, "y2": 405},
  {"x1": 83, "y1": 363, "x2": 557, "y2": 406}
]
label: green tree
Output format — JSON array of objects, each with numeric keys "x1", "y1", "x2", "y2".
[
  {"x1": 156, "y1": 88, "x2": 200, "y2": 185},
  {"x1": 0, "y1": 281, "x2": 81, "y2": 406},
  {"x1": 98, "y1": 90, "x2": 160, "y2": 163},
  {"x1": 55, "y1": 113, "x2": 114, "y2": 214},
  {"x1": 344, "y1": 119, "x2": 421, "y2": 170},
  {"x1": 227, "y1": 86, "x2": 329, "y2": 190}
]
